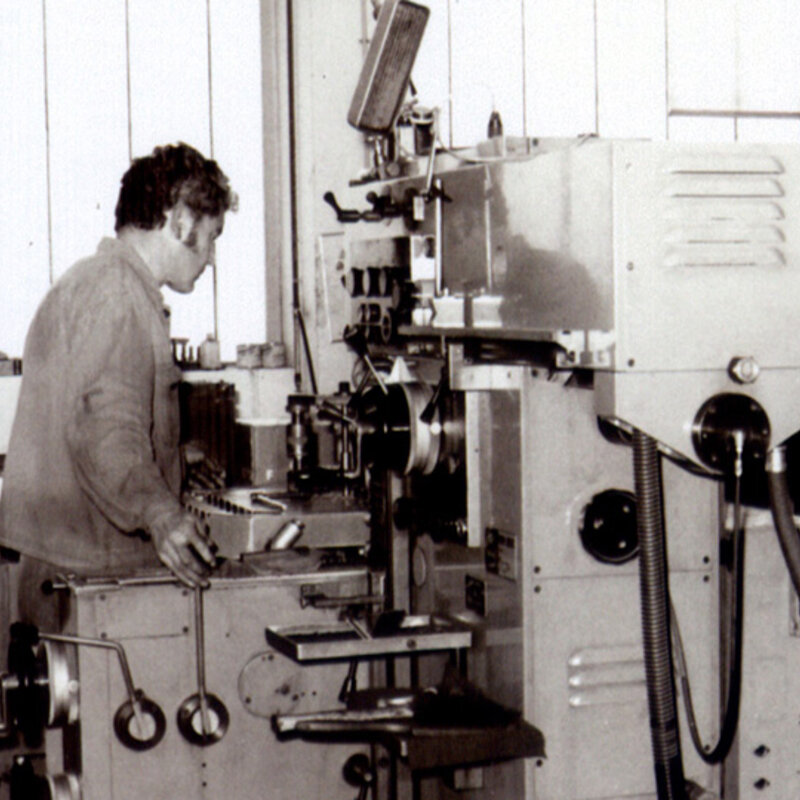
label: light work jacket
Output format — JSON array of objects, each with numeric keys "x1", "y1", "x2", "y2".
[{"x1": 0, "y1": 237, "x2": 183, "y2": 571}]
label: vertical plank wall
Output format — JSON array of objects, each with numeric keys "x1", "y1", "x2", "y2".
[
  {"x1": 0, "y1": 3, "x2": 50, "y2": 360},
  {"x1": 0, "y1": 0, "x2": 265, "y2": 363}
]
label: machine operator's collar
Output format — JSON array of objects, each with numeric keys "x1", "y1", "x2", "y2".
[{"x1": 97, "y1": 237, "x2": 167, "y2": 314}]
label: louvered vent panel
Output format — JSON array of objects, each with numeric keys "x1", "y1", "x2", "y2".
[
  {"x1": 567, "y1": 644, "x2": 645, "y2": 708},
  {"x1": 663, "y1": 154, "x2": 787, "y2": 269}
]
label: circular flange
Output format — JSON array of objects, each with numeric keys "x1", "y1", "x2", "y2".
[
  {"x1": 580, "y1": 489, "x2": 639, "y2": 565},
  {"x1": 113, "y1": 691, "x2": 167, "y2": 751},
  {"x1": 238, "y1": 651, "x2": 323, "y2": 718},
  {"x1": 692, "y1": 392, "x2": 770, "y2": 472},
  {"x1": 176, "y1": 692, "x2": 229, "y2": 746}
]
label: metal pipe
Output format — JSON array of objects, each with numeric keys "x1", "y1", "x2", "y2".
[
  {"x1": 433, "y1": 178, "x2": 443, "y2": 298},
  {"x1": 193, "y1": 587, "x2": 212, "y2": 736},
  {"x1": 632, "y1": 429, "x2": 687, "y2": 800}
]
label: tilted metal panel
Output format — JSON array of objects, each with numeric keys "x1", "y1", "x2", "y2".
[{"x1": 487, "y1": 146, "x2": 615, "y2": 333}]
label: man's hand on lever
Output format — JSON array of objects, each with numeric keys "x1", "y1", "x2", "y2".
[{"x1": 150, "y1": 509, "x2": 218, "y2": 588}]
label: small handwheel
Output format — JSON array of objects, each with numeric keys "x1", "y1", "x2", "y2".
[
  {"x1": 113, "y1": 690, "x2": 167, "y2": 751},
  {"x1": 177, "y1": 692, "x2": 229, "y2": 746}
]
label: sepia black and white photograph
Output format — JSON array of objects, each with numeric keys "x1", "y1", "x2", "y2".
[{"x1": 1, "y1": 1, "x2": 800, "y2": 798}]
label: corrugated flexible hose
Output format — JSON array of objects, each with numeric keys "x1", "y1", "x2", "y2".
[{"x1": 633, "y1": 429, "x2": 687, "y2": 800}]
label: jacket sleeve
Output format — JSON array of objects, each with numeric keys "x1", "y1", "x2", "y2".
[{"x1": 64, "y1": 284, "x2": 183, "y2": 534}]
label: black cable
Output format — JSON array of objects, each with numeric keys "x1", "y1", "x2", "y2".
[
  {"x1": 294, "y1": 307, "x2": 318, "y2": 396},
  {"x1": 286, "y1": 0, "x2": 303, "y2": 392},
  {"x1": 672, "y1": 457, "x2": 745, "y2": 764}
]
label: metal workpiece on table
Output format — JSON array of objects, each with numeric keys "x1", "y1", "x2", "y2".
[
  {"x1": 176, "y1": 586, "x2": 229, "y2": 747},
  {"x1": 185, "y1": 488, "x2": 371, "y2": 558},
  {"x1": 268, "y1": 519, "x2": 305, "y2": 551}
]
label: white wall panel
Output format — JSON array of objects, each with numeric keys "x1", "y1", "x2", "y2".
[
  {"x1": 208, "y1": 0, "x2": 267, "y2": 361},
  {"x1": 736, "y1": 117, "x2": 800, "y2": 142},
  {"x1": 43, "y1": 0, "x2": 129, "y2": 280},
  {"x1": 666, "y1": 0, "x2": 737, "y2": 111},
  {"x1": 596, "y1": 0, "x2": 666, "y2": 140},
  {"x1": 668, "y1": 0, "x2": 800, "y2": 115},
  {"x1": 1, "y1": 1, "x2": 267, "y2": 362},
  {"x1": 0, "y1": 1, "x2": 50, "y2": 358},
  {"x1": 260, "y1": 0, "x2": 292, "y2": 344},
  {"x1": 667, "y1": 115, "x2": 736, "y2": 142},
  {"x1": 292, "y1": 0, "x2": 368, "y2": 392},
  {"x1": 127, "y1": 0, "x2": 212, "y2": 155},
  {"x1": 737, "y1": 0, "x2": 800, "y2": 111},
  {"x1": 523, "y1": 0, "x2": 597, "y2": 137},
  {"x1": 449, "y1": 0, "x2": 525, "y2": 146},
  {"x1": 127, "y1": 0, "x2": 214, "y2": 351},
  {"x1": 410, "y1": 0, "x2": 452, "y2": 146}
]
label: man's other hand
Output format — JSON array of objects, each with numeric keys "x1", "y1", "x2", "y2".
[{"x1": 150, "y1": 509, "x2": 217, "y2": 588}]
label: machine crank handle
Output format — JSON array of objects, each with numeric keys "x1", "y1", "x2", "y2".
[
  {"x1": 177, "y1": 586, "x2": 229, "y2": 746},
  {"x1": 0, "y1": 623, "x2": 164, "y2": 751},
  {"x1": 40, "y1": 631, "x2": 166, "y2": 751},
  {"x1": 323, "y1": 191, "x2": 382, "y2": 223},
  {"x1": 324, "y1": 191, "x2": 360, "y2": 222},
  {"x1": 365, "y1": 191, "x2": 402, "y2": 218},
  {"x1": 41, "y1": 633, "x2": 139, "y2": 717}
]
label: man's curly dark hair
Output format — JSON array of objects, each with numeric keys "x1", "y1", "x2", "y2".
[{"x1": 114, "y1": 142, "x2": 235, "y2": 232}]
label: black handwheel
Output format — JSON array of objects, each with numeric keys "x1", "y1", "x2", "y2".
[
  {"x1": 113, "y1": 690, "x2": 167, "y2": 751},
  {"x1": 176, "y1": 692, "x2": 229, "y2": 746}
]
